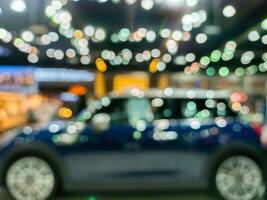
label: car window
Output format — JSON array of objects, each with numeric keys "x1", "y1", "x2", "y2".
[
  {"x1": 126, "y1": 98, "x2": 153, "y2": 127},
  {"x1": 151, "y1": 98, "x2": 237, "y2": 120},
  {"x1": 98, "y1": 98, "x2": 128, "y2": 124},
  {"x1": 78, "y1": 97, "x2": 237, "y2": 124}
]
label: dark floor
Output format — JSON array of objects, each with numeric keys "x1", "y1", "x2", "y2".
[
  {"x1": 56, "y1": 194, "x2": 213, "y2": 200},
  {"x1": 0, "y1": 188, "x2": 213, "y2": 200}
]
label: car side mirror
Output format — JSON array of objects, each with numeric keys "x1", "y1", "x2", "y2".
[{"x1": 91, "y1": 113, "x2": 111, "y2": 133}]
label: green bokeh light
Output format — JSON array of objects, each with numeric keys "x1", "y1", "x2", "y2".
[
  {"x1": 200, "y1": 56, "x2": 210, "y2": 66},
  {"x1": 111, "y1": 34, "x2": 119, "y2": 43},
  {"x1": 206, "y1": 67, "x2": 216, "y2": 76},
  {"x1": 235, "y1": 67, "x2": 245, "y2": 77},
  {"x1": 246, "y1": 65, "x2": 258, "y2": 75},
  {"x1": 222, "y1": 52, "x2": 234, "y2": 61},
  {"x1": 210, "y1": 50, "x2": 221, "y2": 62},
  {"x1": 261, "y1": 18, "x2": 267, "y2": 30},
  {"x1": 187, "y1": 101, "x2": 197, "y2": 111},
  {"x1": 133, "y1": 131, "x2": 142, "y2": 140},
  {"x1": 119, "y1": 28, "x2": 130, "y2": 39},
  {"x1": 88, "y1": 196, "x2": 97, "y2": 200},
  {"x1": 219, "y1": 67, "x2": 230, "y2": 77}
]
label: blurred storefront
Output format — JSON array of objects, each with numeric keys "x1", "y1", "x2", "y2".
[
  {"x1": 0, "y1": 66, "x2": 40, "y2": 132},
  {"x1": 0, "y1": 66, "x2": 95, "y2": 132}
]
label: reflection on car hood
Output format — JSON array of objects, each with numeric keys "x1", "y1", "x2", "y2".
[{"x1": 0, "y1": 128, "x2": 22, "y2": 149}]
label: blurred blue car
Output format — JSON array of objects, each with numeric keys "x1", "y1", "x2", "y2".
[{"x1": 0, "y1": 89, "x2": 266, "y2": 200}]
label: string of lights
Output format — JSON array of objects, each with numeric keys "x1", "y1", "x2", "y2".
[
  {"x1": 0, "y1": 0, "x2": 266, "y2": 76},
  {"x1": 185, "y1": 18, "x2": 267, "y2": 77}
]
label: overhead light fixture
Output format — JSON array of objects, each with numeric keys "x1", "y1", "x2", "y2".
[
  {"x1": 223, "y1": 5, "x2": 236, "y2": 18},
  {"x1": 141, "y1": 0, "x2": 154, "y2": 10},
  {"x1": 10, "y1": 0, "x2": 26, "y2": 13},
  {"x1": 161, "y1": 0, "x2": 186, "y2": 9}
]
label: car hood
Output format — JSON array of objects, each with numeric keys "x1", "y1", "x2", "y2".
[{"x1": 0, "y1": 120, "x2": 86, "y2": 148}]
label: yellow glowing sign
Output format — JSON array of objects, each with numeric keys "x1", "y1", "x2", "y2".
[{"x1": 113, "y1": 73, "x2": 149, "y2": 92}]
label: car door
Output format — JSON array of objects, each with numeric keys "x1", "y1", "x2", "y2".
[
  {"x1": 63, "y1": 97, "x2": 158, "y2": 186},
  {"x1": 137, "y1": 97, "x2": 212, "y2": 185}
]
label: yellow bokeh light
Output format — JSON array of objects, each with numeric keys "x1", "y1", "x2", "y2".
[
  {"x1": 149, "y1": 59, "x2": 159, "y2": 73},
  {"x1": 58, "y1": 107, "x2": 73, "y2": 119},
  {"x1": 74, "y1": 30, "x2": 84, "y2": 39},
  {"x1": 95, "y1": 58, "x2": 107, "y2": 72},
  {"x1": 232, "y1": 102, "x2": 242, "y2": 112}
]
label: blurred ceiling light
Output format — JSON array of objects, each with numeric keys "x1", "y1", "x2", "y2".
[
  {"x1": 262, "y1": 35, "x2": 267, "y2": 45},
  {"x1": 261, "y1": 19, "x2": 267, "y2": 30},
  {"x1": 10, "y1": 0, "x2": 26, "y2": 12},
  {"x1": 46, "y1": 48, "x2": 55, "y2": 58},
  {"x1": 54, "y1": 50, "x2": 64, "y2": 60},
  {"x1": 248, "y1": 30, "x2": 260, "y2": 42},
  {"x1": 203, "y1": 25, "x2": 221, "y2": 35},
  {"x1": 151, "y1": 49, "x2": 161, "y2": 58},
  {"x1": 162, "y1": 53, "x2": 172, "y2": 63},
  {"x1": 160, "y1": 29, "x2": 171, "y2": 38},
  {"x1": 97, "y1": 0, "x2": 108, "y2": 3},
  {"x1": 146, "y1": 31, "x2": 156, "y2": 42},
  {"x1": 166, "y1": 39, "x2": 177, "y2": 50},
  {"x1": 27, "y1": 54, "x2": 39, "y2": 63},
  {"x1": 174, "y1": 55, "x2": 187, "y2": 65},
  {"x1": 21, "y1": 31, "x2": 34, "y2": 42},
  {"x1": 142, "y1": 50, "x2": 151, "y2": 61},
  {"x1": 182, "y1": 14, "x2": 193, "y2": 25},
  {"x1": 95, "y1": 28, "x2": 106, "y2": 41},
  {"x1": 185, "y1": 53, "x2": 196, "y2": 62},
  {"x1": 149, "y1": 59, "x2": 159, "y2": 73},
  {"x1": 66, "y1": 48, "x2": 76, "y2": 58},
  {"x1": 84, "y1": 25, "x2": 95, "y2": 37},
  {"x1": 195, "y1": 33, "x2": 207, "y2": 44},
  {"x1": 125, "y1": 0, "x2": 137, "y2": 5},
  {"x1": 163, "y1": 0, "x2": 184, "y2": 8},
  {"x1": 96, "y1": 58, "x2": 107, "y2": 72},
  {"x1": 241, "y1": 51, "x2": 255, "y2": 64},
  {"x1": 51, "y1": 0, "x2": 63, "y2": 10},
  {"x1": 223, "y1": 5, "x2": 236, "y2": 18},
  {"x1": 80, "y1": 56, "x2": 91, "y2": 65},
  {"x1": 186, "y1": 0, "x2": 198, "y2": 7},
  {"x1": 141, "y1": 0, "x2": 154, "y2": 10},
  {"x1": 157, "y1": 62, "x2": 167, "y2": 72},
  {"x1": 172, "y1": 30, "x2": 183, "y2": 41},
  {"x1": 48, "y1": 32, "x2": 59, "y2": 42}
]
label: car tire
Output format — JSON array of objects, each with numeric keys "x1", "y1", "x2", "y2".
[
  {"x1": 212, "y1": 155, "x2": 266, "y2": 200},
  {"x1": 5, "y1": 156, "x2": 57, "y2": 200}
]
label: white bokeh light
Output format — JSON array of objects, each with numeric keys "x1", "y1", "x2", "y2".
[
  {"x1": 10, "y1": 0, "x2": 26, "y2": 12},
  {"x1": 223, "y1": 5, "x2": 236, "y2": 18},
  {"x1": 141, "y1": 0, "x2": 154, "y2": 10}
]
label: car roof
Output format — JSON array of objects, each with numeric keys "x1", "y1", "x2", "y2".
[{"x1": 108, "y1": 88, "x2": 232, "y2": 99}]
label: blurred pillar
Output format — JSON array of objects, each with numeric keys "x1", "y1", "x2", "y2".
[
  {"x1": 265, "y1": 81, "x2": 267, "y2": 121},
  {"x1": 94, "y1": 72, "x2": 106, "y2": 98},
  {"x1": 158, "y1": 74, "x2": 169, "y2": 89}
]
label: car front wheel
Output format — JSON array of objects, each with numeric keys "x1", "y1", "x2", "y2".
[
  {"x1": 214, "y1": 155, "x2": 265, "y2": 200},
  {"x1": 6, "y1": 156, "x2": 56, "y2": 200}
]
